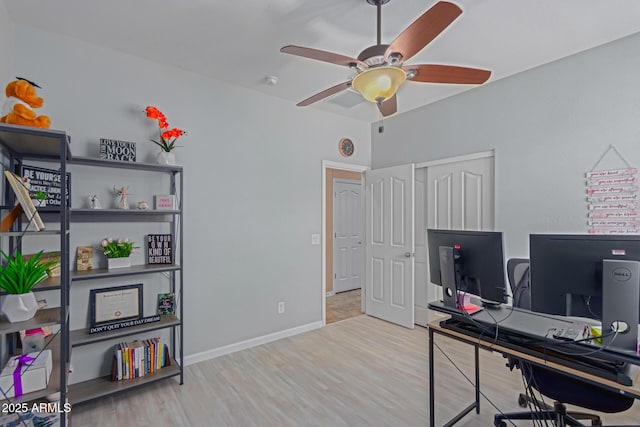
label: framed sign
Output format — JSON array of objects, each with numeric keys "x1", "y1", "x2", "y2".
[
  {"x1": 20, "y1": 165, "x2": 71, "y2": 211},
  {"x1": 157, "y1": 292, "x2": 175, "y2": 315},
  {"x1": 89, "y1": 284, "x2": 143, "y2": 327},
  {"x1": 154, "y1": 194, "x2": 176, "y2": 210},
  {"x1": 147, "y1": 234, "x2": 173, "y2": 264},
  {"x1": 99, "y1": 138, "x2": 137, "y2": 162}
]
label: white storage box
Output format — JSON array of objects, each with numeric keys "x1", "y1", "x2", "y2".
[{"x1": 0, "y1": 350, "x2": 52, "y2": 398}]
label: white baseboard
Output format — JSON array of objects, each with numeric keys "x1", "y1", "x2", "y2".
[
  {"x1": 414, "y1": 305, "x2": 428, "y2": 327},
  {"x1": 325, "y1": 291, "x2": 335, "y2": 297},
  {"x1": 183, "y1": 321, "x2": 324, "y2": 366}
]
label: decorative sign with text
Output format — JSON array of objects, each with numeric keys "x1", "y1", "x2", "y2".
[
  {"x1": 147, "y1": 234, "x2": 173, "y2": 264},
  {"x1": 154, "y1": 194, "x2": 176, "y2": 210},
  {"x1": 586, "y1": 149, "x2": 639, "y2": 235},
  {"x1": 99, "y1": 138, "x2": 137, "y2": 162},
  {"x1": 20, "y1": 165, "x2": 71, "y2": 211}
]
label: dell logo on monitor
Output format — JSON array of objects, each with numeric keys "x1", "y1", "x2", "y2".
[{"x1": 611, "y1": 267, "x2": 632, "y2": 282}]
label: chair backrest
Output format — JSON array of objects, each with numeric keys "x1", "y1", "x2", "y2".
[{"x1": 507, "y1": 258, "x2": 531, "y2": 310}]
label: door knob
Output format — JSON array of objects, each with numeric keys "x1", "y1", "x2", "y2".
[{"x1": 405, "y1": 252, "x2": 412, "y2": 258}]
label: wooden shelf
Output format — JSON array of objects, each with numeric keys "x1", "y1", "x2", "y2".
[
  {"x1": 70, "y1": 315, "x2": 180, "y2": 347},
  {"x1": 71, "y1": 264, "x2": 180, "y2": 281},
  {"x1": 70, "y1": 209, "x2": 179, "y2": 222},
  {"x1": 0, "y1": 230, "x2": 62, "y2": 237},
  {"x1": 68, "y1": 357, "x2": 180, "y2": 405},
  {"x1": 70, "y1": 156, "x2": 182, "y2": 172},
  {"x1": 0, "y1": 277, "x2": 61, "y2": 296},
  {"x1": 0, "y1": 308, "x2": 61, "y2": 334},
  {"x1": 0, "y1": 123, "x2": 71, "y2": 160}
]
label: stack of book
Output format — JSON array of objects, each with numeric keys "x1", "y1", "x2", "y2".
[{"x1": 111, "y1": 338, "x2": 170, "y2": 381}]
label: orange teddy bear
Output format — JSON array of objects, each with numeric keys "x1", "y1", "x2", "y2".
[{"x1": 0, "y1": 77, "x2": 50, "y2": 128}]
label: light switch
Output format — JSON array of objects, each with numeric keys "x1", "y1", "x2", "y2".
[{"x1": 311, "y1": 234, "x2": 320, "y2": 245}]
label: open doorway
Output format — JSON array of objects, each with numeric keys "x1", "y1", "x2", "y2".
[{"x1": 322, "y1": 161, "x2": 368, "y2": 325}]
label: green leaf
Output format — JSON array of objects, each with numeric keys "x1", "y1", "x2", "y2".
[{"x1": 0, "y1": 250, "x2": 57, "y2": 294}]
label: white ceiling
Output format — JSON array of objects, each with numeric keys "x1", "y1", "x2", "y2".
[{"x1": 4, "y1": 0, "x2": 640, "y2": 122}]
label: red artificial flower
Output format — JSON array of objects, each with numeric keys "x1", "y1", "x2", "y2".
[
  {"x1": 145, "y1": 106, "x2": 161, "y2": 119},
  {"x1": 170, "y1": 128, "x2": 184, "y2": 138},
  {"x1": 146, "y1": 105, "x2": 187, "y2": 152}
]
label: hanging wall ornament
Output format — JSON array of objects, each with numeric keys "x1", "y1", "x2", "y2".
[{"x1": 586, "y1": 145, "x2": 639, "y2": 235}]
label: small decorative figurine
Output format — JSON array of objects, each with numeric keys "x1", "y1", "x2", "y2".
[
  {"x1": 137, "y1": 200, "x2": 149, "y2": 210},
  {"x1": 89, "y1": 195, "x2": 102, "y2": 209},
  {"x1": 114, "y1": 186, "x2": 129, "y2": 210}
]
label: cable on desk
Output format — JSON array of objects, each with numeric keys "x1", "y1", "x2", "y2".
[
  {"x1": 454, "y1": 289, "x2": 517, "y2": 350},
  {"x1": 519, "y1": 361, "x2": 554, "y2": 427},
  {"x1": 432, "y1": 339, "x2": 518, "y2": 427}
]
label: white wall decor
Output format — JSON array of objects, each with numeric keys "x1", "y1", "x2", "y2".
[{"x1": 586, "y1": 146, "x2": 639, "y2": 235}]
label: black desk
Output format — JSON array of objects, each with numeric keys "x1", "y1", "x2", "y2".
[{"x1": 428, "y1": 302, "x2": 640, "y2": 427}]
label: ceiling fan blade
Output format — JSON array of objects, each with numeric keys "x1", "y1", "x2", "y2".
[
  {"x1": 405, "y1": 64, "x2": 491, "y2": 84},
  {"x1": 281, "y1": 45, "x2": 367, "y2": 68},
  {"x1": 297, "y1": 81, "x2": 352, "y2": 107},
  {"x1": 378, "y1": 95, "x2": 397, "y2": 117},
  {"x1": 385, "y1": 1, "x2": 462, "y2": 62}
]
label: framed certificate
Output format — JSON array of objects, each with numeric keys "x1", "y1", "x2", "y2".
[{"x1": 90, "y1": 284, "x2": 143, "y2": 327}]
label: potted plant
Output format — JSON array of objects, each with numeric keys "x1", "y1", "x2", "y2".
[
  {"x1": 99, "y1": 237, "x2": 138, "y2": 269},
  {"x1": 145, "y1": 106, "x2": 187, "y2": 165},
  {"x1": 0, "y1": 250, "x2": 57, "y2": 322},
  {"x1": 33, "y1": 191, "x2": 49, "y2": 207}
]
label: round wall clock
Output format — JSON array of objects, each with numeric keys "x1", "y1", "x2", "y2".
[{"x1": 338, "y1": 138, "x2": 355, "y2": 157}]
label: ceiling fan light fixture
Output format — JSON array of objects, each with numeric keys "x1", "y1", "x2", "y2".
[{"x1": 351, "y1": 67, "x2": 406, "y2": 103}]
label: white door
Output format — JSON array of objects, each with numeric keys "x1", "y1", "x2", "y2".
[
  {"x1": 333, "y1": 179, "x2": 363, "y2": 293},
  {"x1": 364, "y1": 164, "x2": 415, "y2": 328},
  {"x1": 423, "y1": 156, "x2": 495, "y2": 322},
  {"x1": 414, "y1": 168, "x2": 428, "y2": 326}
]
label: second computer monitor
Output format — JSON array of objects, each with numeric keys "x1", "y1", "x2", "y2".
[
  {"x1": 530, "y1": 234, "x2": 640, "y2": 318},
  {"x1": 427, "y1": 229, "x2": 507, "y2": 305}
]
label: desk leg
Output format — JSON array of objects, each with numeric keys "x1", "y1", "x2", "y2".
[
  {"x1": 430, "y1": 329, "x2": 482, "y2": 427},
  {"x1": 475, "y1": 344, "x2": 480, "y2": 414},
  {"x1": 429, "y1": 327, "x2": 435, "y2": 427}
]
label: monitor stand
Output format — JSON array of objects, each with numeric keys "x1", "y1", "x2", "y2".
[
  {"x1": 602, "y1": 259, "x2": 640, "y2": 352},
  {"x1": 439, "y1": 246, "x2": 459, "y2": 310}
]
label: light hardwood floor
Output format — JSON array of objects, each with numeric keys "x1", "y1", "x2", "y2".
[
  {"x1": 70, "y1": 315, "x2": 640, "y2": 426},
  {"x1": 326, "y1": 289, "x2": 362, "y2": 324}
]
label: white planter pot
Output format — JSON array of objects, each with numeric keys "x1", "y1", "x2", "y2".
[
  {"x1": 2, "y1": 292, "x2": 38, "y2": 323},
  {"x1": 156, "y1": 151, "x2": 176, "y2": 166},
  {"x1": 107, "y1": 256, "x2": 131, "y2": 269}
]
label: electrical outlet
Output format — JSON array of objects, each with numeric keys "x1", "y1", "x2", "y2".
[{"x1": 278, "y1": 301, "x2": 285, "y2": 314}]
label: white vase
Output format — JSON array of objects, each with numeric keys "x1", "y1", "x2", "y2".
[
  {"x1": 157, "y1": 151, "x2": 176, "y2": 166},
  {"x1": 107, "y1": 256, "x2": 131, "y2": 269},
  {"x1": 2, "y1": 292, "x2": 38, "y2": 323}
]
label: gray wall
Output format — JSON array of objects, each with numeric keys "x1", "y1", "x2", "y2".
[
  {"x1": 8, "y1": 24, "x2": 370, "y2": 382},
  {"x1": 372, "y1": 32, "x2": 640, "y2": 259},
  {"x1": 0, "y1": 3, "x2": 14, "y2": 85}
]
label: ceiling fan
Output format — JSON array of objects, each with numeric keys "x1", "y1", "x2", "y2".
[{"x1": 280, "y1": 0, "x2": 491, "y2": 117}]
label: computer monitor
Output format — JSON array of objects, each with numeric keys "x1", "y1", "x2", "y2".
[
  {"x1": 427, "y1": 229, "x2": 507, "y2": 306},
  {"x1": 530, "y1": 234, "x2": 640, "y2": 351},
  {"x1": 530, "y1": 234, "x2": 640, "y2": 317}
]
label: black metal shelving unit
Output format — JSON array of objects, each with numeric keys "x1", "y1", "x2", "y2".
[
  {"x1": 65, "y1": 155, "x2": 184, "y2": 406},
  {"x1": 0, "y1": 123, "x2": 185, "y2": 417},
  {"x1": 0, "y1": 122, "x2": 71, "y2": 426}
]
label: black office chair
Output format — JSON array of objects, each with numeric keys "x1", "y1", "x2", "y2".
[{"x1": 494, "y1": 258, "x2": 634, "y2": 427}]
